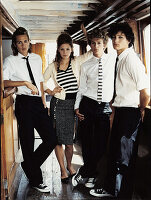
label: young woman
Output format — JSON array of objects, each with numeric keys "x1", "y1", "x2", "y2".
[{"x1": 43, "y1": 25, "x2": 92, "y2": 183}]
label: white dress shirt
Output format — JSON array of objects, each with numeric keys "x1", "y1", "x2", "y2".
[
  {"x1": 3, "y1": 52, "x2": 44, "y2": 96},
  {"x1": 74, "y1": 53, "x2": 116, "y2": 109},
  {"x1": 113, "y1": 48, "x2": 149, "y2": 108}
]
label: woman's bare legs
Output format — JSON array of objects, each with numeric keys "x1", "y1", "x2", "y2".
[
  {"x1": 55, "y1": 145, "x2": 68, "y2": 179},
  {"x1": 65, "y1": 144, "x2": 76, "y2": 175}
]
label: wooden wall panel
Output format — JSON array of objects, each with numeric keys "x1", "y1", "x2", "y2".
[
  {"x1": 1, "y1": 8, "x2": 20, "y2": 197},
  {"x1": 1, "y1": 10, "x2": 6, "y2": 200},
  {"x1": 32, "y1": 43, "x2": 46, "y2": 73},
  {"x1": 3, "y1": 96, "x2": 15, "y2": 190}
]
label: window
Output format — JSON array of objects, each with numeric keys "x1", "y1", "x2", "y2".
[{"x1": 143, "y1": 24, "x2": 150, "y2": 75}]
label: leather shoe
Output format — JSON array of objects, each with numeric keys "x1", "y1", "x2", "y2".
[{"x1": 61, "y1": 177, "x2": 69, "y2": 184}]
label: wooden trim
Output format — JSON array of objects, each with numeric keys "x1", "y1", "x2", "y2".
[
  {"x1": 1, "y1": 4, "x2": 20, "y2": 200},
  {"x1": 0, "y1": 8, "x2": 6, "y2": 200},
  {"x1": 0, "y1": 3, "x2": 18, "y2": 32}
]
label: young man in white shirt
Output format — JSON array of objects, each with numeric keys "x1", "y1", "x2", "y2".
[
  {"x1": 3, "y1": 27, "x2": 57, "y2": 192},
  {"x1": 90, "y1": 22, "x2": 150, "y2": 199},
  {"x1": 72, "y1": 29, "x2": 116, "y2": 188}
]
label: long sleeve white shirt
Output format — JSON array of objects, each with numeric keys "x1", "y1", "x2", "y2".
[
  {"x1": 3, "y1": 52, "x2": 44, "y2": 96},
  {"x1": 74, "y1": 53, "x2": 117, "y2": 109}
]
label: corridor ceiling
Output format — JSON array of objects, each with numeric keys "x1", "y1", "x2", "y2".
[{"x1": 1, "y1": 0, "x2": 150, "y2": 43}]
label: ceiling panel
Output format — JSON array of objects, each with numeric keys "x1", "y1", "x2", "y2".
[{"x1": 1, "y1": 0, "x2": 150, "y2": 42}]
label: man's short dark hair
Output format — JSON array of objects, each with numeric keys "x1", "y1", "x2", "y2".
[
  {"x1": 11, "y1": 27, "x2": 32, "y2": 56},
  {"x1": 108, "y1": 22, "x2": 134, "y2": 47},
  {"x1": 88, "y1": 28, "x2": 108, "y2": 46}
]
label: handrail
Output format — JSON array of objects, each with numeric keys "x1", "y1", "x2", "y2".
[{"x1": 3, "y1": 87, "x2": 17, "y2": 98}]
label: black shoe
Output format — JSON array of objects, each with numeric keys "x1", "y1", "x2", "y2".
[
  {"x1": 32, "y1": 183, "x2": 50, "y2": 193},
  {"x1": 69, "y1": 173, "x2": 76, "y2": 178},
  {"x1": 61, "y1": 177, "x2": 69, "y2": 184}
]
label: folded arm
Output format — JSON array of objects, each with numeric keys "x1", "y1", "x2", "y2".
[{"x1": 4, "y1": 80, "x2": 38, "y2": 95}]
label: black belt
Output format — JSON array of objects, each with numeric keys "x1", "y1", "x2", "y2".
[
  {"x1": 16, "y1": 94, "x2": 42, "y2": 102},
  {"x1": 65, "y1": 93, "x2": 77, "y2": 100},
  {"x1": 82, "y1": 96, "x2": 109, "y2": 107}
]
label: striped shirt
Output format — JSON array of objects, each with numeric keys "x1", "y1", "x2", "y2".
[{"x1": 57, "y1": 63, "x2": 78, "y2": 94}]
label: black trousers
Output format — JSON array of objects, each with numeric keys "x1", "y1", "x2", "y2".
[
  {"x1": 104, "y1": 107, "x2": 141, "y2": 199},
  {"x1": 15, "y1": 95, "x2": 57, "y2": 186},
  {"x1": 78, "y1": 96, "x2": 112, "y2": 178}
]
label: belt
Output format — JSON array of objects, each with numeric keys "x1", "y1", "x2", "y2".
[
  {"x1": 16, "y1": 94, "x2": 42, "y2": 102},
  {"x1": 82, "y1": 96, "x2": 109, "y2": 107},
  {"x1": 65, "y1": 93, "x2": 77, "y2": 100}
]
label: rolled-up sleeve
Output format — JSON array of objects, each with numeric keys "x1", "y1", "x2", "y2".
[{"x1": 128, "y1": 56, "x2": 149, "y2": 91}]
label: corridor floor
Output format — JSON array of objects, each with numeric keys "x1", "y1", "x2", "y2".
[
  {"x1": 14, "y1": 124, "x2": 151, "y2": 200},
  {"x1": 15, "y1": 140, "x2": 103, "y2": 200}
]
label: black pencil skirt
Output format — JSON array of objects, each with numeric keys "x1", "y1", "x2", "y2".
[{"x1": 50, "y1": 96, "x2": 76, "y2": 145}]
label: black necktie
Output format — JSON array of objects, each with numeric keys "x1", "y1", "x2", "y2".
[
  {"x1": 112, "y1": 57, "x2": 119, "y2": 103},
  {"x1": 22, "y1": 56, "x2": 37, "y2": 88}
]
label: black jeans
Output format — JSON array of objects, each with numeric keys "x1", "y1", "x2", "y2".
[
  {"x1": 15, "y1": 95, "x2": 57, "y2": 186},
  {"x1": 78, "y1": 96, "x2": 112, "y2": 178},
  {"x1": 104, "y1": 107, "x2": 141, "y2": 199}
]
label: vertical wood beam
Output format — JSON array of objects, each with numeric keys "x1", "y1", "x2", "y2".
[
  {"x1": 0, "y1": 11, "x2": 7, "y2": 200},
  {"x1": 31, "y1": 43, "x2": 46, "y2": 73}
]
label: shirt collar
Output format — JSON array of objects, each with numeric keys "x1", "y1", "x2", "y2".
[
  {"x1": 118, "y1": 47, "x2": 134, "y2": 61},
  {"x1": 93, "y1": 53, "x2": 107, "y2": 62},
  {"x1": 18, "y1": 52, "x2": 30, "y2": 58}
]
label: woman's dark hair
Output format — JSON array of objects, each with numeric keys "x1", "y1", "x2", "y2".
[
  {"x1": 108, "y1": 22, "x2": 134, "y2": 47},
  {"x1": 55, "y1": 33, "x2": 74, "y2": 63},
  {"x1": 11, "y1": 27, "x2": 32, "y2": 56},
  {"x1": 88, "y1": 28, "x2": 109, "y2": 46}
]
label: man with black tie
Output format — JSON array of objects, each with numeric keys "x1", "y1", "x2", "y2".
[
  {"x1": 90, "y1": 22, "x2": 150, "y2": 199},
  {"x1": 3, "y1": 27, "x2": 57, "y2": 192}
]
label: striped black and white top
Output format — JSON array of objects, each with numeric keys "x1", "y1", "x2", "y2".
[{"x1": 57, "y1": 62, "x2": 78, "y2": 94}]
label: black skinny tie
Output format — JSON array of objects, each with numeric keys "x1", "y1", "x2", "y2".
[
  {"x1": 112, "y1": 57, "x2": 119, "y2": 103},
  {"x1": 22, "y1": 56, "x2": 37, "y2": 88}
]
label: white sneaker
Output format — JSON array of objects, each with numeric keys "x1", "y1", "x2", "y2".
[
  {"x1": 85, "y1": 177, "x2": 96, "y2": 188},
  {"x1": 32, "y1": 183, "x2": 50, "y2": 193},
  {"x1": 90, "y1": 188, "x2": 113, "y2": 197},
  {"x1": 72, "y1": 169, "x2": 83, "y2": 187}
]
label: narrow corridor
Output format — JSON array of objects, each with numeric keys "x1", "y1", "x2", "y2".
[
  {"x1": 14, "y1": 112, "x2": 151, "y2": 200},
  {"x1": 15, "y1": 139, "x2": 102, "y2": 200}
]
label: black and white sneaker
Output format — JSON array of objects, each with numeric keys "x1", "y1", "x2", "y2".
[
  {"x1": 85, "y1": 178, "x2": 96, "y2": 188},
  {"x1": 90, "y1": 188, "x2": 113, "y2": 197},
  {"x1": 32, "y1": 183, "x2": 50, "y2": 193},
  {"x1": 72, "y1": 169, "x2": 83, "y2": 187}
]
